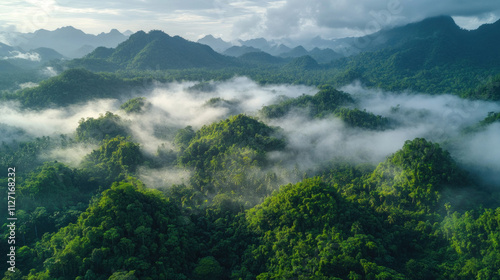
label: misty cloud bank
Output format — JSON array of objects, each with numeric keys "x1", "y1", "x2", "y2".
[{"x1": 1, "y1": 77, "x2": 499, "y2": 187}]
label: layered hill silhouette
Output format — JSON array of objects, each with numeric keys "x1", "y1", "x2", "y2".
[{"x1": 80, "y1": 30, "x2": 236, "y2": 70}]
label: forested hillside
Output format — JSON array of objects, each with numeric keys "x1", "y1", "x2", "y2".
[{"x1": 3, "y1": 124, "x2": 500, "y2": 279}]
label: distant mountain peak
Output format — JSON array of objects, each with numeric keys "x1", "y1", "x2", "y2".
[{"x1": 197, "y1": 34, "x2": 232, "y2": 52}]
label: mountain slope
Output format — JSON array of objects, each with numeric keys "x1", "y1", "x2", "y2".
[
  {"x1": 16, "y1": 26, "x2": 128, "y2": 58},
  {"x1": 330, "y1": 16, "x2": 500, "y2": 94}
]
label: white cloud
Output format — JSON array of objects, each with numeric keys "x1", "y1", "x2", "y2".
[{"x1": 4, "y1": 50, "x2": 41, "y2": 61}]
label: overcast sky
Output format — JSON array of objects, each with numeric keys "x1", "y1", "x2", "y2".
[{"x1": 1, "y1": 0, "x2": 500, "y2": 41}]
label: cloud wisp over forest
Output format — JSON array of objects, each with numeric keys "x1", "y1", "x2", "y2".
[{"x1": 1, "y1": 77, "x2": 499, "y2": 187}]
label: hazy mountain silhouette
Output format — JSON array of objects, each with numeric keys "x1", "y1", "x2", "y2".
[{"x1": 13, "y1": 26, "x2": 128, "y2": 58}]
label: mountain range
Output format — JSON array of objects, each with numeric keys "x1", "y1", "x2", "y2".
[
  {"x1": 80, "y1": 30, "x2": 235, "y2": 70},
  {"x1": 2, "y1": 15, "x2": 500, "y2": 98},
  {"x1": 71, "y1": 16, "x2": 499, "y2": 71}
]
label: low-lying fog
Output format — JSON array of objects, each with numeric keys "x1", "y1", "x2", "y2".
[{"x1": 1, "y1": 77, "x2": 498, "y2": 186}]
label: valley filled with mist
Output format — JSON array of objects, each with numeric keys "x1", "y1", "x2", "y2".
[{"x1": 1, "y1": 14, "x2": 500, "y2": 280}]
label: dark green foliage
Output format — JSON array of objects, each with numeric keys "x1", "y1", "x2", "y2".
[
  {"x1": 120, "y1": 97, "x2": 150, "y2": 114},
  {"x1": 12, "y1": 162, "x2": 95, "y2": 246},
  {"x1": 241, "y1": 178, "x2": 407, "y2": 279},
  {"x1": 4, "y1": 131, "x2": 500, "y2": 280},
  {"x1": 327, "y1": 17, "x2": 500, "y2": 95},
  {"x1": 19, "y1": 162, "x2": 95, "y2": 211},
  {"x1": 23, "y1": 179, "x2": 200, "y2": 280},
  {"x1": 369, "y1": 138, "x2": 468, "y2": 212},
  {"x1": 85, "y1": 46, "x2": 115, "y2": 59},
  {"x1": 6, "y1": 16, "x2": 500, "y2": 279},
  {"x1": 260, "y1": 85, "x2": 354, "y2": 119},
  {"x1": 193, "y1": 256, "x2": 224, "y2": 280},
  {"x1": 440, "y1": 208, "x2": 500, "y2": 279},
  {"x1": 463, "y1": 111, "x2": 500, "y2": 133},
  {"x1": 76, "y1": 112, "x2": 130, "y2": 142},
  {"x1": 65, "y1": 58, "x2": 119, "y2": 72},
  {"x1": 108, "y1": 271, "x2": 138, "y2": 280},
  {"x1": 203, "y1": 97, "x2": 237, "y2": 108},
  {"x1": 335, "y1": 108, "x2": 390, "y2": 130}
]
